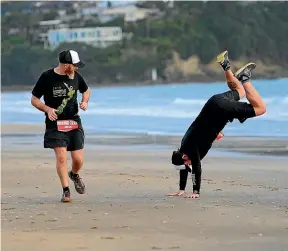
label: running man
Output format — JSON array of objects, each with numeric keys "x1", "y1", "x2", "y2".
[
  {"x1": 31, "y1": 50, "x2": 90, "y2": 202},
  {"x1": 169, "y1": 50, "x2": 266, "y2": 199}
]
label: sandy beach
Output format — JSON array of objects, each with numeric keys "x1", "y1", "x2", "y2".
[{"x1": 2, "y1": 124, "x2": 288, "y2": 251}]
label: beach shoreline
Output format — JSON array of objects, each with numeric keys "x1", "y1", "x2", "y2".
[{"x1": 2, "y1": 123, "x2": 288, "y2": 158}]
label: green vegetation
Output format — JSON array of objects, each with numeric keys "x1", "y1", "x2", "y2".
[{"x1": 2, "y1": 1, "x2": 288, "y2": 87}]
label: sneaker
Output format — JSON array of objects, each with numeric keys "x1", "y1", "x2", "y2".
[
  {"x1": 68, "y1": 171, "x2": 86, "y2": 194},
  {"x1": 216, "y1": 50, "x2": 230, "y2": 71},
  {"x1": 234, "y1": 62, "x2": 256, "y2": 84},
  {"x1": 61, "y1": 190, "x2": 72, "y2": 203}
]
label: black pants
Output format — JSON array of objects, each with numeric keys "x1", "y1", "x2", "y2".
[{"x1": 44, "y1": 126, "x2": 85, "y2": 151}]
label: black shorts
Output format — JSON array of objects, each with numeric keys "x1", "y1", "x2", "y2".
[
  {"x1": 213, "y1": 90, "x2": 256, "y2": 123},
  {"x1": 44, "y1": 126, "x2": 85, "y2": 151}
]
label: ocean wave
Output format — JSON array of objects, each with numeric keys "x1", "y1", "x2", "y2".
[
  {"x1": 84, "y1": 107, "x2": 200, "y2": 118},
  {"x1": 2, "y1": 93, "x2": 288, "y2": 122},
  {"x1": 2, "y1": 107, "x2": 41, "y2": 114},
  {"x1": 282, "y1": 96, "x2": 288, "y2": 104},
  {"x1": 172, "y1": 98, "x2": 206, "y2": 105},
  {"x1": 1, "y1": 104, "x2": 200, "y2": 118},
  {"x1": 254, "y1": 112, "x2": 288, "y2": 121},
  {"x1": 2, "y1": 104, "x2": 288, "y2": 121},
  {"x1": 87, "y1": 127, "x2": 171, "y2": 135},
  {"x1": 173, "y1": 96, "x2": 286, "y2": 106}
]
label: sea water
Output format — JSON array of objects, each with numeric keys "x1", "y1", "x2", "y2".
[{"x1": 2, "y1": 78, "x2": 288, "y2": 137}]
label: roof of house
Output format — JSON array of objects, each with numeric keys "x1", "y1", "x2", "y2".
[{"x1": 101, "y1": 6, "x2": 159, "y2": 15}]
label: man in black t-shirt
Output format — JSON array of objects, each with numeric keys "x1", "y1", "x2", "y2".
[
  {"x1": 169, "y1": 50, "x2": 266, "y2": 199},
  {"x1": 31, "y1": 50, "x2": 90, "y2": 202}
]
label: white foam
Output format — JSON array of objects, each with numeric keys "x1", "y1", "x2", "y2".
[
  {"x1": 172, "y1": 98, "x2": 206, "y2": 105},
  {"x1": 282, "y1": 96, "x2": 288, "y2": 104},
  {"x1": 2, "y1": 107, "x2": 40, "y2": 114},
  {"x1": 2, "y1": 93, "x2": 288, "y2": 122},
  {"x1": 84, "y1": 107, "x2": 200, "y2": 118}
]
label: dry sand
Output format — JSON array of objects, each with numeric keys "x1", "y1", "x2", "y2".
[{"x1": 1, "y1": 124, "x2": 288, "y2": 251}]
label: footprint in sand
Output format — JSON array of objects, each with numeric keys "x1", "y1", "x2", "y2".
[
  {"x1": 45, "y1": 218, "x2": 58, "y2": 222},
  {"x1": 36, "y1": 212, "x2": 46, "y2": 216},
  {"x1": 100, "y1": 236, "x2": 114, "y2": 240},
  {"x1": 115, "y1": 225, "x2": 129, "y2": 229},
  {"x1": 152, "y1": 246, "x2": 180, "y2": 250}
]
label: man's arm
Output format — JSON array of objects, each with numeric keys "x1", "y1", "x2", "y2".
[
  {"x1": 191, "y1": 159, "x2": 201, "y2": 195},
  {"x1": 81, "y1": 87, "x2": 90, "y2": 103},
  {"x1": 179, "y1": 168, "x2": 189, "y2": 190},
  {"x1": 31, "y1": 95, "x2": 57, "y2": 121},
  {"x1": 78, "y1": 73, "x2": 90, "y2": 111},
  {"x1": 31, "y1": 72, "x2": 50, "y2": 114},
  {"x1": 167, "y1": 168, "x2": 188, "y2": 196},
  {"x1": 183, "y1": 149, "x2": 201, "y2": 198},
  {"x1": 79, "y1": 87, "x2": 90, "y2": 111},
  {"x1": 31, "y1": 95, "x2": 49, "y2": 113}
]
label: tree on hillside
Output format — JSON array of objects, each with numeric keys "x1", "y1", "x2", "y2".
[{"x1": 2, "y1": 1, "x2": 288, "y2": 86}]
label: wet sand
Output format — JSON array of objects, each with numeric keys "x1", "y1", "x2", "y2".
[
  {"x1": 2, "y1": 123, "x2": 288, "y2": 157},
  {"x1": 1, "y1": 124, "x2": 288, "y2": 251}
]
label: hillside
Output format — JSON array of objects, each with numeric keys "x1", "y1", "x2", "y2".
[{"x1": 2, "y1": 1, "x2": 288, "y2": 87}]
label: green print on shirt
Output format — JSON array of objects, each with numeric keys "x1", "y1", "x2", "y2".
[{"x1": 55, "y1": 86, "x2": 75, "y2": 115}]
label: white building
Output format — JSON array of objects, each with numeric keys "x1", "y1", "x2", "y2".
[
  {"x1": 47, "y1": 26, "x2": 122, "y2": 50},
  {"x1": 99, "y1": 6, "x2": 160, "y2": 23},
  {"x1": 38, "y1": 20, "x2": 69, "y2": 46}
]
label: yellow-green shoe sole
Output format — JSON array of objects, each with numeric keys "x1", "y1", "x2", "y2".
[
  {"x1": 216, "y1": 50, "x2": 228, "y2": 64},
  {"x1": 234, "y1": 62, "x2": 256, "y2": 76}
]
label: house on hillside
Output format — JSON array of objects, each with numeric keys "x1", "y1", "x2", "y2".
[
  {"x1": 98, "y1": 5, "x2": 161, "y2": 23},
  {"x1": 79, "y1": 1, "x2": 137, "y2": 16},
  {"x1": 47, "y1": 26, "x2": 123, "y2": 50},
  {"x1": 37, "y1": 19, "x2": 69, "y2": 47}
]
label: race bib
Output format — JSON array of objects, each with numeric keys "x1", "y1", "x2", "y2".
[
  {"x1": 216, "y1": 131, "x2": 224, "y2": 140},
  {"x1": 57, "y1": 120, "x2": 78, "y2": 132}
]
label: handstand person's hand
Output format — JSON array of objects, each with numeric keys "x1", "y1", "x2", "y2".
[
  {"x1": 167, "y1": 190, "x2": 185, "y2": 196},
  {"x1": 183, "y1": 192, "x2": 200, "y2": 199}
]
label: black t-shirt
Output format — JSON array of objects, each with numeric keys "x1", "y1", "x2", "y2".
[
  {"x1": 180, "y1": 90, "x2": 255, "y2": 155},
  {"x1": 180, "y1": 96, "x2": 228, "y2": 155},
  {"x1": 32, "y1": 68, "x2": 88, "y2": 128}
]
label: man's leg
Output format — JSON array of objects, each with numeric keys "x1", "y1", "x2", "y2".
[
  {"x1": 243, "y1": 81, "x2": 266, "y2": 116},
  {"x1": 71, "y1": 149, "x2": 83, "y2": 174},
  {"x1": 54, "y1": 147, "x2": 71, "y2": 202},
  {"x1": 235, "y1": 66, "x2": 266, "y2": 116},
  {"x1": 217, "y1": 50, "x2": 245, "y2": 99},
  {"x1": 68, "y1": 130, "x2": 86, "y2": 194}
]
